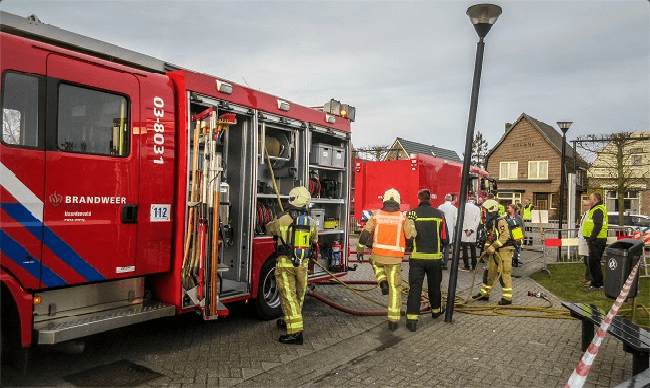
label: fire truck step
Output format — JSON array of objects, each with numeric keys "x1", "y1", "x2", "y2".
[{"x1": 37, "y1": 302, "x2": 176, "y2": 345}]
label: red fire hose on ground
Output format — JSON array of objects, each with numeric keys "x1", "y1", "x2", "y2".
[{"x1": 308, "y1": 261, "x2": 431, "y2": 316}]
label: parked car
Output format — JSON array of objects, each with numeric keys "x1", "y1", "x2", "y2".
[{"x1": 607, "y1": 212, "x2": 650, "y2": 237}]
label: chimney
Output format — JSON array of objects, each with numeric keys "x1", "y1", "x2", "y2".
[{"x1": 505, "y1": 123, "x2": 512, "y2": 132}]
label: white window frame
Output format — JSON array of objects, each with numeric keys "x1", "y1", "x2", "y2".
[
  {"x1": 549, "y1": 193, "x2": 556, "y2": 209},
  {"x1": 499, "y1": 161, "x2": 518, "y2": 180},
  {"x1": 528, "y1": 160, "x2": 548, "y2": 179}
]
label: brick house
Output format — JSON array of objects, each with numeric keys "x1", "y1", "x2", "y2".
[
  {"x1": 587, "y1": 132, "x2": 650, "y2": 216},
  {"x1": 485, "y1": 113, "x2": 588, "y2": 220},
  {"x1": 384, "y1": 137, "x2": 462, "y2": 163}
]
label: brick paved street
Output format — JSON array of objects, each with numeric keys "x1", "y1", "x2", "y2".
[{"x1": 1, "y1": 248, "x2": 639, "y2": 388}]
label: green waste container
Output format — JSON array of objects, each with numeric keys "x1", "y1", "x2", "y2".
[{"x1": 604, "y1": 238, "x2": 643, "y2": 300}]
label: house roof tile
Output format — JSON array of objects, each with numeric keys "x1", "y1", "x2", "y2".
[{"x1": 394, "y1": 137, "x2": 462, "y2": 163}]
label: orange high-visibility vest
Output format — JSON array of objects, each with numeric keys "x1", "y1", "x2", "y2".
[{"x1": 372, "y1": 210, "x2": 407, "y2": 257}]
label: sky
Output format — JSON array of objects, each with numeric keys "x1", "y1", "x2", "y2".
[{"x1": 2, "y1": 0, "x2": 648, "y2": 158}]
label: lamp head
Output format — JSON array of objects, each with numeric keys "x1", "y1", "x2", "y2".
[
  {"x1": 467, "y1": 3, "x2": 502, "y2": 38},
  {"x1": 557, "y1": 121, "x2": 572, "y2": 134}
]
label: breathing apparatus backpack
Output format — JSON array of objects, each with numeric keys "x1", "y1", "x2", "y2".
[
  {"x1": 277, "y1": 215, "x2": 313, "y2": 267},
  {"x1": 505, "y1": 217, "x2": 524, "y2": 245}
]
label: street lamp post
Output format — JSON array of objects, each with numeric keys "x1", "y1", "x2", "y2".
[
  {"x1": 445, "y1": 3, "x2": 502, "y2": 322},
  {"x1": 556, "y1": 121, "x2": 572, "y2": 263}
]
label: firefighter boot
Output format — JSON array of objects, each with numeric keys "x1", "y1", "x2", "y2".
[
  {"x1": 431, "y1": 308, "x2": 445, "y2": 319},
  {"x1": 279, "y1": 332, "x2": 303, "y2": 345},
  {"x1": 473, "y1": 293, "x2": 489, "y2": 301},
  {"x1": 406, "y1": 321, "x2": 417, "y2": 332},
  {"x1": 380, "y1": 281, "x2": 389, "y2": 295},
  {"x1": 388, "y1": 321, "x2": 398, "y2": 331},
  {"x1": 498, "y1": 298, "x2": 512, "y2": 305}
]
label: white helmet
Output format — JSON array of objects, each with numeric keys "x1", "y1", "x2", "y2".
[
  {"x1": 289, "y1": 186, "x2": 311, "y2": 208},
  {"x1": 481, "y1": 199, "x2": 500, "y2": 214},
  {"x1": 382, "y1": 188, "x2": 401, "y2": 204}
]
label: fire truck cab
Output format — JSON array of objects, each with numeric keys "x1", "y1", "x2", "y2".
[{"x1": 1, "y1": 11, "x2": 353, "y2": 358}]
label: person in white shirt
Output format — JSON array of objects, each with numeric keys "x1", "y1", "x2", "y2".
[
  {"x1": 460, "y1": 197, "x2": 481, "y2": 271},
  {"x1": 577, "y1": 200, "x2": 592, "y2": 284},
  {"x1": 437, "y1": 194, "x2": 457, "y2": 270}
]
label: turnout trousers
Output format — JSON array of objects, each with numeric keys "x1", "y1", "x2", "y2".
[
  {"x1": 406, "y1": 259, "x2": 442, "y2": 322},
  {"x1": 479, "y1": 247, "x2": 514, "y2": 301},
  {"x1": 275, "y1": 257, "x2": 309, "y2": 335},
  {"x1": 371, "y1": 262, "x2": 402, "y2": 322}
]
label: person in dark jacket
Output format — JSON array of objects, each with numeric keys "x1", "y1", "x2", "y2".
[
  {"x1": 404, "y1": 189, "x2": 449, "y2": 332},
  {"x1": 582, "y1": 192, "x2": 608, "y2": 291}
]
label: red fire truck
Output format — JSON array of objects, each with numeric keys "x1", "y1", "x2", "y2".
[
  {"x1": 0, "y1": 12, "x2": 354, "y2": 358},
  {"x1": 354, "y1": 154, "x2": 491, "y2": 222}
]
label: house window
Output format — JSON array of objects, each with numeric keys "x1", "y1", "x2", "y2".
[
  {"x1": 499, "y1": 161, "x2": 518, "y2": 180},
  {"x1": 528, "y1": 161, "x2": 548, "y2": 179},
  {"x1": 606, "y1": 190, "x2": 640, "y2": 213},
  {"x1": 534, "y1": 193, "x2": 548, "y2": 211},
  {"x1": 497, "y1": 192, "x2": 521, "y2": 205},
  {"x1": 549, "y1": 193, "x2": 556, "y2": 209},
  {"x1": 631, "y1": 154, "x2": 642, "y2": 166}
]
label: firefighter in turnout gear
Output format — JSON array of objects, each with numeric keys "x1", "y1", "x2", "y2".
[
  {"x1": 357, "y1": 188, "x2": 416, "y2": 330},
  {"x1": 405, "y1": 189, "x2": 449, "y2": 332},
  {"x1": 266, "y1": 186, "x2": 318, "y2": 345},
  {"x1": 473, "y1": 199, "x2": 515, "y2": 305}
]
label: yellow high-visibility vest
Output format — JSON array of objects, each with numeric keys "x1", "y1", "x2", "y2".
[{"x1": 581, "y1": 204, "x2": 608, "y2": 239}]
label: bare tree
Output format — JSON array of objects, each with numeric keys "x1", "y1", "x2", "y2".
[
  {"x1": 578, "y1": 132, "x2": 650, "y2": 225},
  {"x1": 2, "y1": 108, "x2": 21, "y2": 145},
  {"x1": 352, "y1": 144, "x2": 392, "y2": 161}
]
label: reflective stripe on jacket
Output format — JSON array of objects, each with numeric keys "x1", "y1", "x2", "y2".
[
  {"x1": 408, "y1": 203, "x2": 449, "y2": 260},
  {"x1": 581, "y1": 204, "x2": 608, "y2": 239},
  {"x1": 372, "y1": 210, "x2": 408, "y2": 257}
]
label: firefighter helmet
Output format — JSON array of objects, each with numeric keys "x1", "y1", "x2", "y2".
[
  {"x1": 382, "y1": 188, "x2": 401, "y2": 204},
  {"x1": 481, "y1": 199, "x2": 500, "y2": 214},
  {"x1": 289, "y1": 186, "x2": 311, "y2": 208}
]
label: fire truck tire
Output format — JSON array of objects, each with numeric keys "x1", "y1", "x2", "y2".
[
  {"x1": 254, "y1": 257, "x2": 283, "y2": 320},
  {"x1": 1, "y1": 283, "x2": 23, "y2": 370}
]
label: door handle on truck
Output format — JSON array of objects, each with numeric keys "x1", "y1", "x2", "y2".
[{"x1": 121, "y1": 204, "x2": 138, "y2": 223}]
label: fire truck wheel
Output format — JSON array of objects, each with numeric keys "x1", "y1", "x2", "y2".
[
  {"x1": 254, "y1": 257, "x2": 283, "y2": 320},
  {"x1": 1, "y1": 283, "x2": 23, "y2": 370}
]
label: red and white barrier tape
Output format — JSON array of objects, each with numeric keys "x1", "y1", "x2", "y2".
[
  {"x1": 545, "y1": 236, "x2": 622, "y2": 247},
  {"x1": 565, "y1": 260, "x2": 642, "y2": 388}
]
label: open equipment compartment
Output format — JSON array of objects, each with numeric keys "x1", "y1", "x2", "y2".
[
  {"x1": 308, "y1": 125, "x2": 350, "y2": 273},
  {"x1": 181, "y1": 93, "x2": 256, "y2": 314}
]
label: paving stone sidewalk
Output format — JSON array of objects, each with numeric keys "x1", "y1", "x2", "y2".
[{"x1": 0, "y1": 246, "x2": 639, "y2": 388}]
